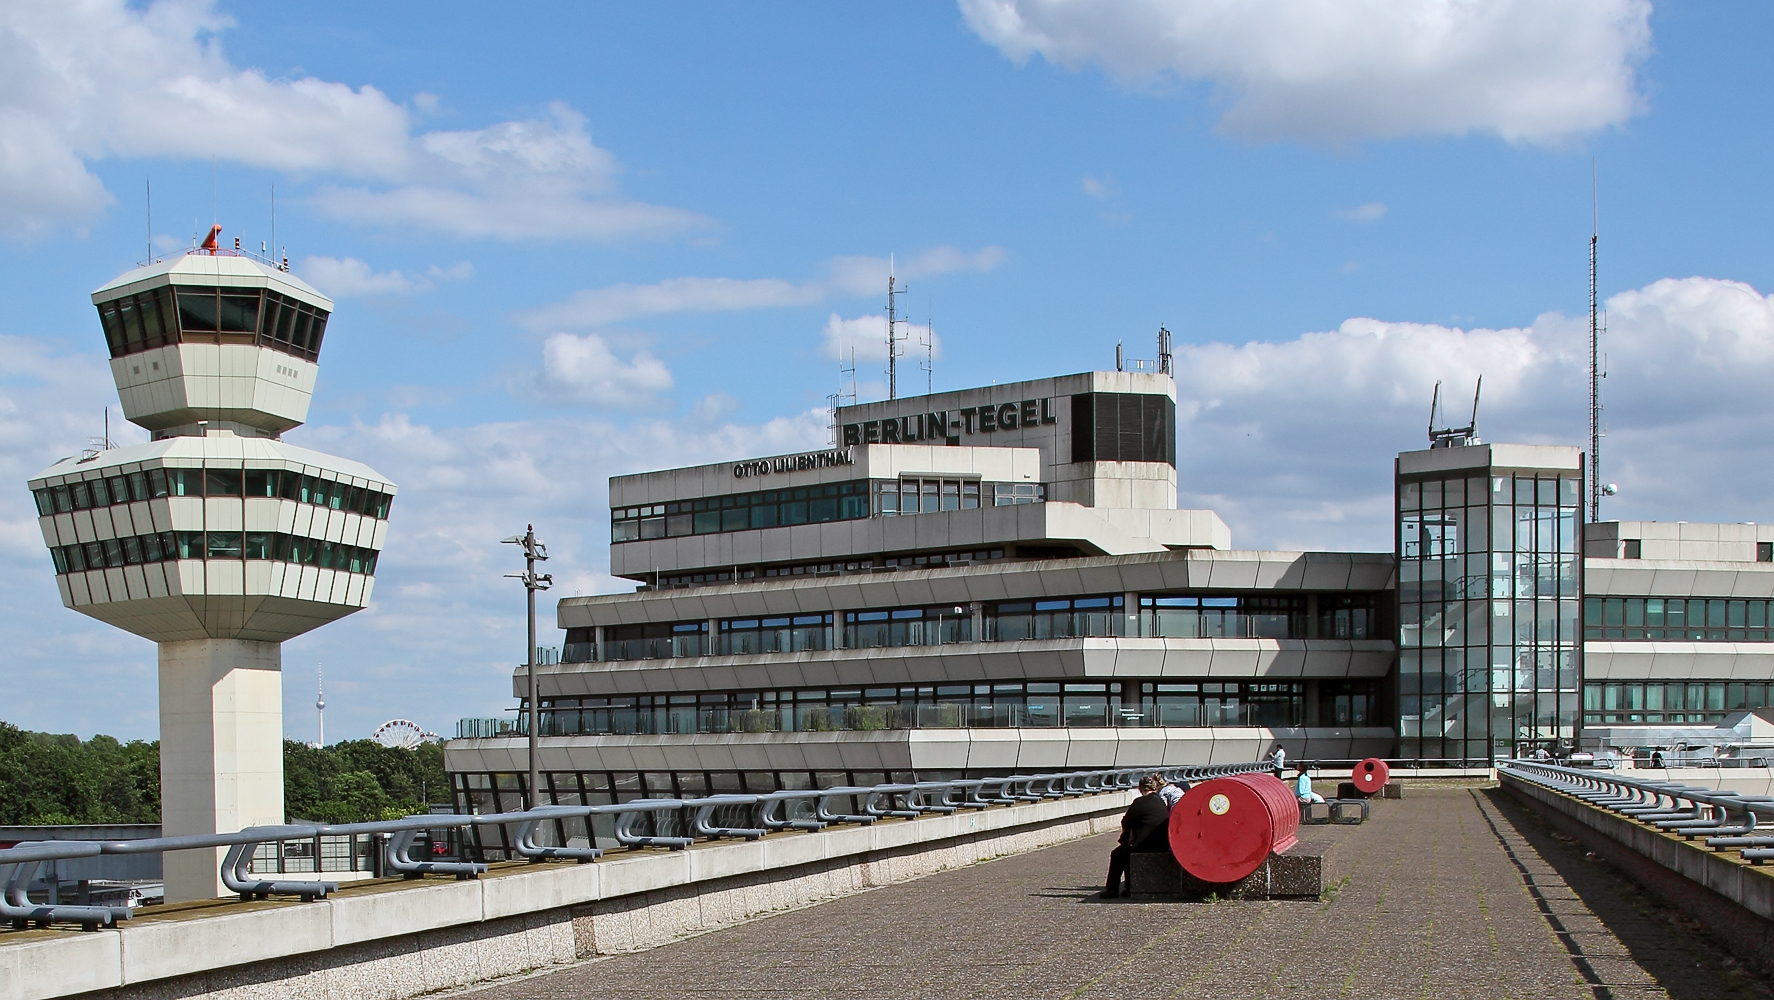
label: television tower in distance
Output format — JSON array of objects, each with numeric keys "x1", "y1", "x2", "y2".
[{"x1": 317, "y1": 666, "x2": 325, "y2": 747}]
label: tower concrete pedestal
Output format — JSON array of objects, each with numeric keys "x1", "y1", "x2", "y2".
[{"x1": 158, "y1": 639, "x2": 285, "y2": 902}]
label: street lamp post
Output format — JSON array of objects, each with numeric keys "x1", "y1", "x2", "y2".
[{"x1": 502, "y1": 525, "x2": 552, "y2": 809}]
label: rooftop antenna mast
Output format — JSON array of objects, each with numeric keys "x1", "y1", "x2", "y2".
[
  {"x1": 1428, "y1": 376, "x2": 1482, "y2": 449},
  {"x1": 1157, "y1": 326, "x2": 1173, "y2": 376},
  {"x1": 919, "y1": 307, "x2": 934, "y2": 394},
  {"x1": 145, "y1": 179, "x2": 152, "y2": 264},
  {"x1": 1588, "y1": 161, "x2": 1604, "y2": 522},
  {"x1": 829, "y1": 347, "x2": 858, "y2": 446},
  {"x1": 886, "y1": 255, "x2": 908, "y2": 400}
]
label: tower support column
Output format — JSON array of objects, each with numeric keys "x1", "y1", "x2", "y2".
[{"x1": 157, "y1": 638, "x2": 284, "y2": 902}]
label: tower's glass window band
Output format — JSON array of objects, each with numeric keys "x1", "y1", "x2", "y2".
[
  {"x1": 97, "y1": 285, "x2": 328, "y2": 362},
  {"x1": 34, "y1": 467, "x2": 392, "y2": 520}
]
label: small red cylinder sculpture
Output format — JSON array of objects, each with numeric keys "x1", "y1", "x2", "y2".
[
  {"x1": 1350, "y1": 757, "x2": 1390, "y2": 797},
  {"x1": 1167, "y1": 772, "x2": 1301, "y2": 884}
]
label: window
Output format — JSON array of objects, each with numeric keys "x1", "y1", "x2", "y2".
[
  {"x1": 985, "y1": 596, "x2": 1123, "y2": 640},
  {"x1": 1140, "y1": 594, "x2": 1308, "y2": 639},
  {"x1": 602, "y1": 622, "x2": 709, "y2": 661},
  {"x1": 881, "y1": 477, "x2": 981, "y2": 515},
  {"x1": 47, "y1": 530, "x2": 377, "y2": 576},
  {"x1": 1759, "y1": 542, "x2": 1772, "y2": 563},
  {"x1": 610, "y1": 481, "x2": 871, "y2": 542},
  {"x1": 1585, "y1": 596, "x2": 1774, "y2": 641},
  {"x1": 843, "y1": 606, "x2": 970, "y2": 648},
  {"x1": 1624, "y1": 539, "x2": 1642, "y2": 559},
  {"x1": 719, "y1": 615, "x2": 834, "y2": 654}
]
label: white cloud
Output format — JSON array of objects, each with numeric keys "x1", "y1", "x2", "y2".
[
  {"x1": 1335, "y1": 202, "x2": 1387, "y2": 223},
  {"x1": 1081, "y1": 173, "x2": 1117, "y2": 200},
  {"x1": 526, "y1": 332, "x2": 675, "y2": 409},
  {"x1": 518, "y1": 277, "x2": 818, "y2": 330},
  {"x1": 517, "y1": 245, "x2": 1007, "y2": 330},
  {"x1": 0, "y1": 3, "x2": 703, "y2": 241},
  {"x1": 821, "y1": 313, "x2": 942, "y2": 363},
  {"x1": 298, "y1": 256, "x2": 474, "y2": 297},
  {"x1": 960, "y1": 0, "x2": 1652, "y2": 146},
  {"x1": 1171, "y1": 276, "x2": 1774, "y2": 551}
]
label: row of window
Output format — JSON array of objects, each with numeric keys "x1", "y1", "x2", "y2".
[
  {"x1": 609, "y1": 479, "x2": 1046, "y2": 542},
  {"x1": 645, "y1": 549, "x2": 1015, "y2": 590},
  {"x1": 98, "y1": 285, "x2": 329, "y2": 362},
  {"x1": 1582, "y1": 680, "x2": 1773, "y2": 724},
  {"x1": 563, "y1": 592, "x2": 1390, "y2": 662},
  {"x1": 1399, "y1": 474, "x2": 1581, "y2": 512},
  {"x1": 34, "y1": 467, "x2": 392, "y2": 520},
  {"x1": 519, "y1": 679, "x2": 1327, "y2": 735},
  {"x1": 1583, "y1": 597, "x2": 1774, "y2": 641},
  {"x1": 49, "y1": 531, "x2": 379, "y2": 575}
]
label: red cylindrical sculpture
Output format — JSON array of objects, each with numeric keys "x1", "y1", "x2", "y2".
[
  {"x1": 1167, "y1": 772, "x2": 1300, "y2": 884},
  {"x1": 1350, "y1": 757, "x2": 1390, "y2": 797}
]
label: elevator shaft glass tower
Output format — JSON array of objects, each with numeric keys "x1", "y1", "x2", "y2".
[
  {"x1": 26, "y1": 242, "x2": 396, "y2": 901},
  {"x1": 1396, "y1": 443, "x2": 1582, "y2": 762}
]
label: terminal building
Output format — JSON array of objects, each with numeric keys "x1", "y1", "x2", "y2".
[{"x1": 444, "y1": 366, "x2": 1774, "y2": 831}]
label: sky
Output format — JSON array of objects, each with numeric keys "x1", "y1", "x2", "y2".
[{"x1": 4, "y1": 0, "x2": 1774, "y2": 743}]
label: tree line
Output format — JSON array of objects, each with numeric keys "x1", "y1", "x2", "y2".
[{"x1": 0, "y1": 721, "x2": 449, "y2": 826}]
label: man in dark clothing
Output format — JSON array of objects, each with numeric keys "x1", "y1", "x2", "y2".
[{"x1": 1102, "y1": 774, "x2": 1171, "y2": 898}]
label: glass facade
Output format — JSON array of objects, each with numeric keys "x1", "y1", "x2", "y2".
[{"x1": 1398, "y1": 464, "x2": 1581, "y2": 761}]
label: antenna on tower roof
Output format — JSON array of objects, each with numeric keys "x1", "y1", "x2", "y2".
[{"x1": 1428, "y1": 376, "x2": 1481, "y2": 449}]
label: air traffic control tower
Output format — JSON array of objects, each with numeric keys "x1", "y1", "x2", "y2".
[{"x1": 26, "y1": 234, "x2": 396, "y2": 901}]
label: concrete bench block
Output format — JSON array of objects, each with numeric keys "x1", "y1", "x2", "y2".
[
  {"x1": 1330, "y1": 799, "x2": 1369, "y2": 824},
  {"x1": 1299, "y1": 801, "x2": 1333, "y2": 825},
  {"x1": 1127, "y1": 849, "x2": 1323, "y2": 901}
]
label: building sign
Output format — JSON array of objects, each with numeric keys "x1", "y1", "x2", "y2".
[
  {"x1": 840, "y1": 397, "x2": 1059, "y2": 448},
  {"x1": 733, "y1": 448, "x2": 855, "y2": 478}
]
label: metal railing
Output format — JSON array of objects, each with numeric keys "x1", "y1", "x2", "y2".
[
  {"x1": 0, "y1": 762, "x2": 1270, "y2": 933},
  {"x1": 1499, "y1": 760, "x2": 1774, "y2": 868}
]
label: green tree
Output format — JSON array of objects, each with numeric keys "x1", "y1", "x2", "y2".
[
  {"x1": 0, "y1": 722, "x2": 160, "y2": 825},
  {"x1": 0, "y1": 721, "x2": 450, "y2": 827}
]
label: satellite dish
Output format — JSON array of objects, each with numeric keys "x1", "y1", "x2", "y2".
[{"x1": 371, "y1": 719, "x2": 435, "y2": 749}]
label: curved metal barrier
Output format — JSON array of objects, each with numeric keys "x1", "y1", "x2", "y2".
[
  {"x1": 1498, "y1": 760, "x2": 1774, "y2": 866},
  {"x1": 0, "y1": 761, "x2": 1268, "y2": 931}
]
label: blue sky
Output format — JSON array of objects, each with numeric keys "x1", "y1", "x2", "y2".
[{"x1": 4, "y1": 0, "x2": 1773, "y2": 742}]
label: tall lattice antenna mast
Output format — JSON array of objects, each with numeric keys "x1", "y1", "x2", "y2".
[
  {"x1": 316, "y1": 665, "x2": 325, "y2": 747},
  {"x1": 1588, "y1": 161, "x2": 1602, "y2": 522},
  {"x1": 886, "y1": 255, "x2": 907, "y2": 400},
  {"x1": 919, "y1": 309, "x2": 934, "y2": 394}
]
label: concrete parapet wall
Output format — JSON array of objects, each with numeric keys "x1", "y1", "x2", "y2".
[
  {"x1": 1, "y1": 792, "x2": 1131, "y2": 1000},
  {"x1": 1498, "y1": 770, "x2": 1774, "y2": 966}
]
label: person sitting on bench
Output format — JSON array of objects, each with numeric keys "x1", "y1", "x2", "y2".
[
  {"x1": 1295, "y1": 763, "x2": 1325, "y2": 805},
  {"x1": 1102, "y1": 774, "x2": 1170, "y2": 898}
]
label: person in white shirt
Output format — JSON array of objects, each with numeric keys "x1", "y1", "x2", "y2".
[
  {"x1": 1159, "y1": 778, "x2": 1189, "y2": 809},
  {"x1": 1271, "y1": 745, "x2": 1287, "y2": 780}
]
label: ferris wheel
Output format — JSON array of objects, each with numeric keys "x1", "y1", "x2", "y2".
[{"x1": 371, "y1": 719, "x2": 437, "y2": 749}]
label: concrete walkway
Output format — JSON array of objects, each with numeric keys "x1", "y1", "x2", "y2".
[{"x1": 463, "y1": 787, "x2": 1771, "y2": 1000}]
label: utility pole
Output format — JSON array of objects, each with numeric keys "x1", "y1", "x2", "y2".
[{"x1": 502, "y1": 526, "x2": 552, "y2": 809}]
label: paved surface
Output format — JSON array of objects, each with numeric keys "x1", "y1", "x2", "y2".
[{"x1": 465, "y1": 787, "x2": 1771, "y2": 1000}]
